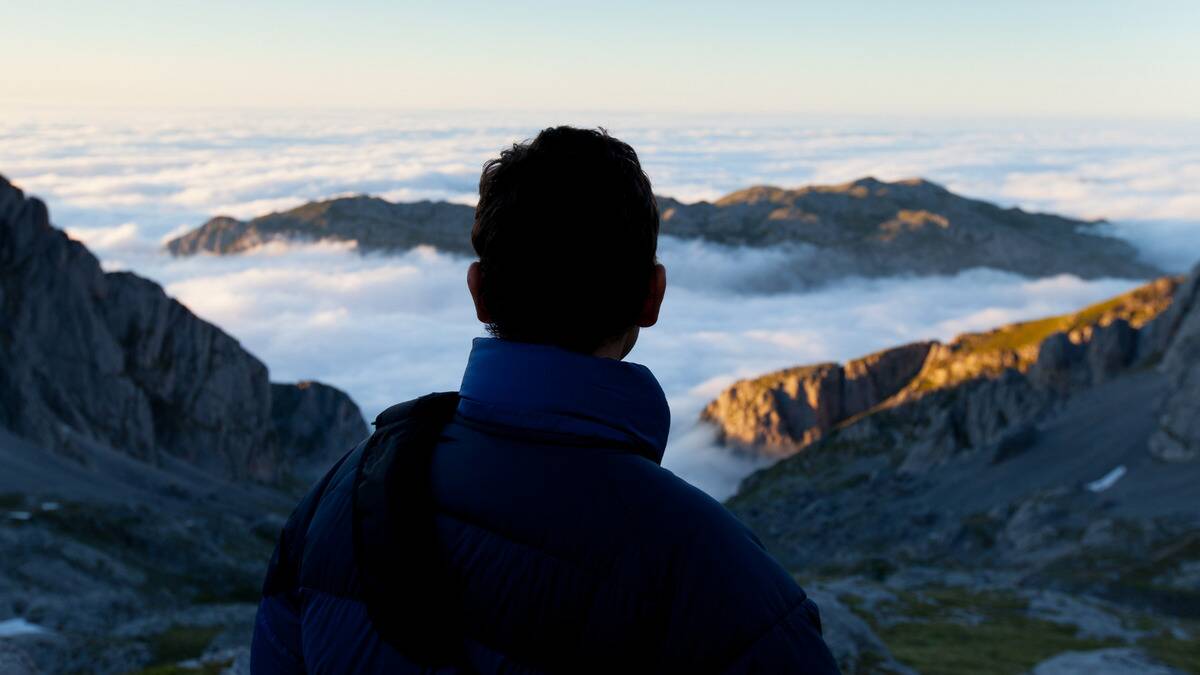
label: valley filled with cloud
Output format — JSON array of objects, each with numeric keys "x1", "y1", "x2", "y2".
[{"x1": 6, "y1": 109, "x2": 1198, "y2": 496}]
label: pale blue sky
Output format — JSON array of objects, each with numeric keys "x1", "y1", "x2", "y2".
[{"x1": 3, "y1": 0, "x2": 1198, "y2": 118}]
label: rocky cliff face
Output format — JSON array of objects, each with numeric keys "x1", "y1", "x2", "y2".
[
  {"x1": 0, "y1": 175, "x2": 376, "y2": 673},
  {"x1": 0, "y1": 175, "x2": 367, "y2": 484},
  {"x1": 705, "y1": 275, "x2": 1182, "y2": 461},
  {"x1": 1149, "y1": 264, "x2": 1200, "y2": 462},
  {"x1": 165, "y1": 177, "x2": 1161, "y2": 284},
  {"x1": 0, "y1": 175, "x2": 280, "y2": 481},
  {"x1": 701, "y1": 342, "x2": 934, "y2": 456},
  {"x1": 271, "y1": 381, "x2": 369, "y2": 483}
]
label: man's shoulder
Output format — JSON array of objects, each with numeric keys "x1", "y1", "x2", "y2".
[
  {"x1": 604, "y1": 455, "x2": 780, "y2": 567},
  {"x1": 605, "y1": 457, "x2": 814, "y2": 655}
]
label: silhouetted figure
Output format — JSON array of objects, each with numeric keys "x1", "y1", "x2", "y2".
[{"x1": 251, "y1": 127, "x2": 840, "y2": 673}]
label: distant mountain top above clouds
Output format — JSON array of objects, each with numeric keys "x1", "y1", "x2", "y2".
[
  {"x1": 165, "y1": 177, "x2": 1162, "y2": 283},
  {"x1": 657, "y1": 176, "x2": 1162, "y2": 279},
  {"x1": 166, "y1": 196, "x2": 476, "y2": 256}
]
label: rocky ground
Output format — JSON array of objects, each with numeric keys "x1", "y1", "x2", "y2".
[
  {"x1": 0, "y1": 172, "x2": 370, "y2": 672},
  {"x1": 0, "y1": 424, "x2": 287, "y2": 674},
  {"x1": 716, "y1": 267, "x2": 1200, "y2": 673}
]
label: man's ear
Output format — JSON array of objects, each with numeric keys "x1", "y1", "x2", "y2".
[
  {"x1": 467, "y1": 262, "x2": 492, "y2": 324},
  {"x1": 636, "y1": 264, "x2": 667, "y2": 328}
]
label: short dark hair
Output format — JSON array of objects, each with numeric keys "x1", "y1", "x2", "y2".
[{"x1": 472, "y1": 126, "x2": 660, "y2": 353}]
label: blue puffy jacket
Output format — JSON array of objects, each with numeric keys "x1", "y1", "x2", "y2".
[{"x1": 252, "y1": 338, "x2": 839, "y2": 673}]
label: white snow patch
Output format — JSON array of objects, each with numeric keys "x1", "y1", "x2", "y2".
[
  {"x1": 1085, "y1": 465, "x2": 1127, "y2": 493},
  {"x1": 0, "y1": 618, "x2": 49, "y2": 637}
]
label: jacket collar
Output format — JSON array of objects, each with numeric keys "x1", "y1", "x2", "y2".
[{"x1": 456, "y1": 337, "x2": 671, "y2": 463}]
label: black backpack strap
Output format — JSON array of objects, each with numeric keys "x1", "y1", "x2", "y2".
[{"x1": 353, "y1": 391, "x2": 464, "y2": 666}]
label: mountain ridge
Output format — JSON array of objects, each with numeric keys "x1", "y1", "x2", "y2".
[{"x1": 166, "y1": 176, "x2": 1162, "y2": 284}]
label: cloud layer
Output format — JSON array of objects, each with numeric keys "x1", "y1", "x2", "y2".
[
  {"x1": 79, "y1": 236, "x2": 1139, "y2": 498},
  {"x1": 11, "y1": 110, "x2": 1200, "y2": 497},
  {"x1": 6, "y1": 110, "x2": 1200, "y2": 271}
]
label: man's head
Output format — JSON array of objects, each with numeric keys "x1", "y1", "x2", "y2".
[{"x1": 468, "y1": 126, "x2": 666, "y2": 358}]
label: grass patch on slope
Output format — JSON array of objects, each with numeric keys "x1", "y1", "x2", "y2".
[
  {"x1": 1141, "y1": 630, "x2": 1200, "y2": 673},
  {"x1": 904, "y1": 276, "x2": 1179, "y2": 394},
  {"x1": 953, "y1": 277, "x2": 1178, "y2": 358},
  {"x1": 126, "y1": 624, "x2": 226, "y2": 675},
  {"x1": 845, "y1": 586, "x2": 1120, "y2": 675}
]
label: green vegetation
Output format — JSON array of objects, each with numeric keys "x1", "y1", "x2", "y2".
[
  {"x1": 881, "y1": 618, "x2": 1116, "y2": 675},
  {"x1": 150, "y1": 624, "x2": 222, "y2": 662},
  {"x1": 125, "y1": 624, "x2": 226, "y2": 675},
  {"x1": 906, "y1": 276, "x2": 1179, "y2": 394},
  {"x1": 844, "y1": 586, "x2": 1121, "y2": 675},
  {"x1": 1142, "y1": 630, "x2": 1200, "y2": 673},
  {"x1": 955, "y1": 279, "x2": 1176, "y2": 356},
  {"x1": 129, "y1": 664, "x2": 230, "y2": 675},
  {"x1": 36, "y1": 500, "x2": 271, "y2": 606}
]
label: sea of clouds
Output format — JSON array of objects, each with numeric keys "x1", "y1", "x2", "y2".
[{"x1": 4, "y1": 109, "x2": 1199, "y2": 497}]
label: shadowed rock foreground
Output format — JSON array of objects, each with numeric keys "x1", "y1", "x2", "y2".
[
  {"x1": 0, "y1": 175, "x2": 370, "y2": 673},
  {"x1": 167, "y1": 177, "x2": 1162, "y2": 286},
  {"x1": 715, "y1": 267, "x2": 1200, "y2": 673}
]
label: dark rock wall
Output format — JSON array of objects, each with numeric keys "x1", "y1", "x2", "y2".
[
  {"x1": 0, "y1": 175, "x2": 278, "y2": 481},
  {"x1": 1149, "y1": 264, "x2": 1200, "y2": 462},
  {"x1": 701, "y1": 342, "x2": 934, "y2": 455},
  {"x1": 271, "y1": 381, "x2": 369, "y2": 482}
]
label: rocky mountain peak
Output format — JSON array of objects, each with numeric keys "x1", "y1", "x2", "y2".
[{"x1": 0, "y1": 174, "x2": 368, "y2": 484}]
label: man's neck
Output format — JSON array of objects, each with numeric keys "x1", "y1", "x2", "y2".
[{"x1": 591, "y1": 327, "x2": 638, "y2": 360}]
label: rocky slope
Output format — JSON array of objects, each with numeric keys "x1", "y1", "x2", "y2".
[
  {"x1": 719, "y1": 266, "x2": 1200, "y2": 673},
  {"x1": 0, "y1": 175, "x2": 373, "y2": 672},
  {"x1": 165, "y1": 177, "x2": 1161, "y2": 283},
  {"x1": 0, "y1": 174, "x2": 367, "y2": 484},
  {"x1": 1149, "y1": 270, "x2": 1200, "y2": 462}
]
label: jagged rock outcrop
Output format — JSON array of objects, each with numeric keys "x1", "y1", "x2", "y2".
[
  {"x1": 1149, "y1": 264, "x2": 1200, "y2": 462},
  {"x1": 705, "y1": 276, "x2": 1183, "y2": 461},
  {"x1": 701, "y1": 342, "x2": 934, "y2": 456},
  {"x1": 1, "y1": 175, "x2": 372, "y2": 484},
  {"x1": 0, "y1": 175, "x2": 281, "y2": 481},
  {"x1": 165, "y1": 177, "x2": 1161, "y2": 284},
  {"x1": 271, "y1": 381, "x2": 369, "y2": 482}
]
